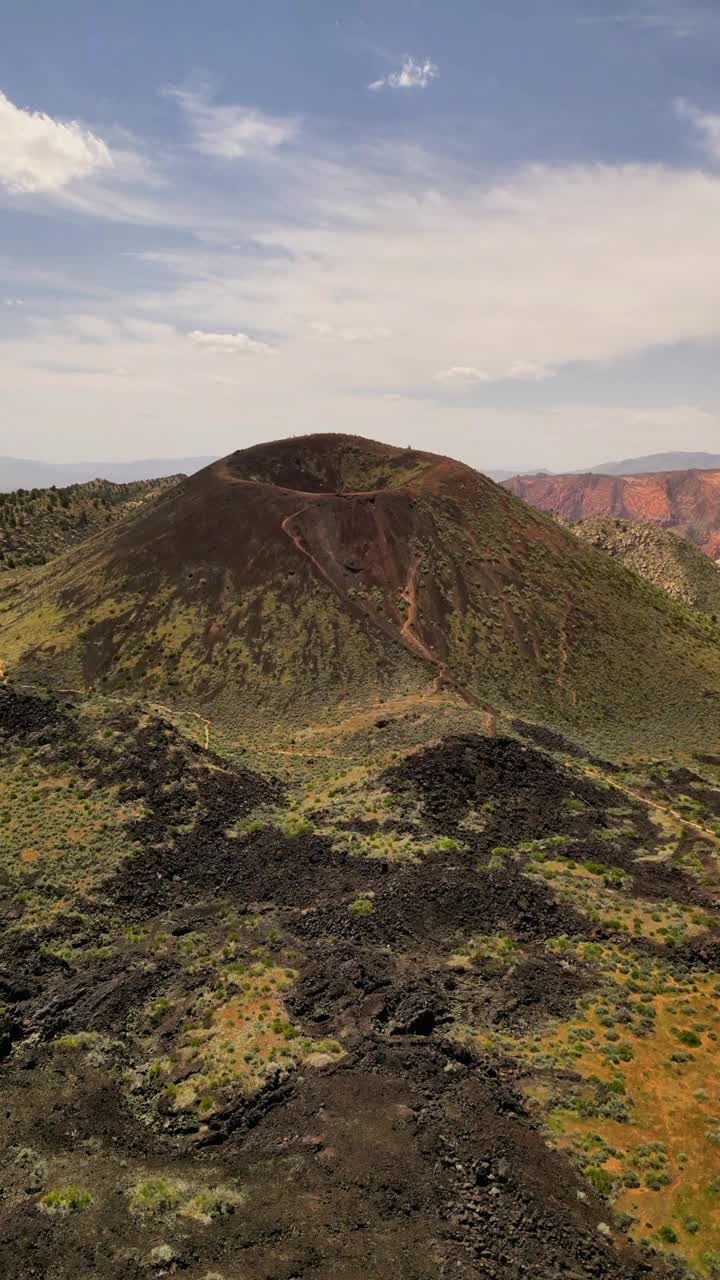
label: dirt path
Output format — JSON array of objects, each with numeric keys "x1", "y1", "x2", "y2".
[
  {"x1": 583, "y1": 764, "x2": 720, "y2": 846},
  {"x1": 280, "y1": 507, "x2": 341, "y2": 597},
  {"x1": 148, "y1": 702, "x2": 210, "y2": 749},
  {"x1": 399, "y1": 558, "x2": 437, "y2": 667}
]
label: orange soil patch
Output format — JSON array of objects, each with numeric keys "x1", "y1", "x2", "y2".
[
  {"x1": 184, "y1": 966, "x2": 300, "y2": 1094},
  {"x1": 291, "y1": 685, "x2": 458, "y2": 743},
  {"x1": 525, "y1": 970, "x2": 720, "y2": 1273}
]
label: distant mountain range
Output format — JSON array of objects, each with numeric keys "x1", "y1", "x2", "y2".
[
  {"x1": 492, "y1": 453, "x2": 720, "y2": 482},
  {"x1": 587, "y1": 451, "x2": 720, "y2": 476},
  {"x1": 3, "y1": 449, "x2": 720, "y2": 493},
  {"x1": 0, "y1": 456, "x2": 215, "y2": 492}
]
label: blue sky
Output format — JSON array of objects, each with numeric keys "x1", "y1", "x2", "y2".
[{"x1": 2, "y1": 0, "x2": 720, "y2": 470}]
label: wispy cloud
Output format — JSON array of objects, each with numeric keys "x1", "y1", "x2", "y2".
[
  {"x1": 0, "y1": 90, "x2": 112, "y2": 194},
  {"x1": 435, "y1": 366, "x2": 491, "y2": 385},
  {"x1": 436, "y1": 361, "x2": 554, "y2": 386},
  {"x1": 168, "y1": 86, "x2": 298, "y2": 158},
  {"x1": 6, "y1": 84, "x2": 720, "y2": 466},
  {"x1": 675, "y1": 97, "x2": 720, "y2": 162},
  {"x1": 188, "y1": 329, "x2": 276, "y2": 356},
  {"x1": 309, "y1": 322, "x2": 391, "y2": 343},
  {"x1": 368, "y1": 57, "x2": 439, "y2": 92},
  {"x1": 577, "y1": 5, "x2": 707, "y2": 39}
]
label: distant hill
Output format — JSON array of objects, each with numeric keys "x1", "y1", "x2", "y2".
[
  {"x1": 485, "y1": 467, "x2": 548, "y2": 483},
  {"x1": 589, "y1": 451, "x2": 720, "y2": 476},
  {"x1": 1, "y1": 454, "x2": 532, "y2": 490},
  {"x1": 567, "y1": 516, "x2": 720, "y2": 615},
  {"x1": 0, "y1": 455, "x2": 215, "y2": 491},
  {"x1": 0, "y1": 475, "x2": 182, "y2": 572},
  {"x1": 2, "y1": 433, "x2": 720, "y2": 752},
  {"x1": 504, "y1": 468, "x2": 720, "y2": 560}
]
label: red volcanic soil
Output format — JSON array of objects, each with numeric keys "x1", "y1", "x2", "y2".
[
  {"x1": 103, "y1": 433, "x2": 471, "y2": 665},
  {"x1": 504, "y1": 469, "x2": 720, "y2": 558},
  {"x1": 89, "y1": 434, "x2": 518, "y2": 710}
]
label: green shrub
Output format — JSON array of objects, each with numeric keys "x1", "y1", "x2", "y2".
[
  {"x1": 350, "y1": 898, "x2": 374, "y2": 915},
  {"x1": 674, "y1": 1028, "x2": 702, "y2": 1048},
  {"x1": 183, "y1": 1186, "x2": 244, "y2": 1223},
  {"x1": 40, "y1": 1185, "x2": 94, "y2": 1214},
  {"x1": 129, "y1": 1177, "x2": 184, "y2": 1217},
  {"x1": 584, "y1": 1165, "x2": 615, "y2": 1195},
  {"x1": 562, "y1": 797, "x2": 585, "y2": 814}
]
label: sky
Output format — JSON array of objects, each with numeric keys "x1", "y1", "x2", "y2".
[{"x1": 2, "y1": 0, "x2": 720, "y2": 472}]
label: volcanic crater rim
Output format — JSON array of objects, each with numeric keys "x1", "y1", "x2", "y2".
[{"x1": 219, "y1": 433, "x2": 439, "y2": 497}]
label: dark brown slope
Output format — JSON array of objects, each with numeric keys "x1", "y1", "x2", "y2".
[
  {"x1": 1, "y1": 433, "x2": 720, "y2": 750},
  {"x1": 504, "y1": 468, "x2": 720, "y2": 560}
]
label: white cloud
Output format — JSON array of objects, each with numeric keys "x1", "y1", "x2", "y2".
[
  {"x1": 675, "y1": 97, "x2": 720, "y2": 162},
  {"x1": 309, "y1": 322, "x2": 391, "y2": 343},
  {"x1": 168, "y1": 86, "x2": 297, "y2": 158},
  {"x1": 0, "y1": 90, "x2": 112, "y2": 193},
  {"x1": 188, "y1": 329, "x2": 276, "y2": 356},
  {"x1": 24, "y1": 156, "x2": 720, "y2": 396},
  {"x1": 103, "y1": 154, "x2": 720, "y2": 407},
  {"x1": 436, "y1": 361, "x2": 554, "y2": 386},
  {"x1": 435, "y1": 366, "x2": 492, "y2": 385},
  {"x1": 7, "y1": 106, "x2": 720, "y2": 467},
  {"x1": 576, "y1": 3, "x2": 720, "y2": 39},
  {"x1": 507, "y1": 360, "x2": 555, "y2": 381},
  {"x1": 368, "y1": 58, "x2": 439, "y2": 92}
]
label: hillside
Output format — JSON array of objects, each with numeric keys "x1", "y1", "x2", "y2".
[
  {"x1": 567, "y1": 517, "x2": 720, "y2": 616},
  {"x1": 0, "y1": 434, "x2": 719, "y2": 755},
  {"x1": 504, "y1": 468, "x2": 720, "y2": 561},
  {"x1": 0, "y1": 476, "x2": 183, "y2": 573},
  {"x1": 2, "y1": 677, "x2": 720, "y2": 1279},
  {"x1": 4, "y1": 435, "x2": 720, "y2": 1280}
]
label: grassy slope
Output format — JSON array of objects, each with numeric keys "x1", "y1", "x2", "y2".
[
  {"x1": 0, "y1": 475, "x2": 182, "y2": 572},
  {"x1": 567, "y1": 517, "x2": 720, "y2": 616}
]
